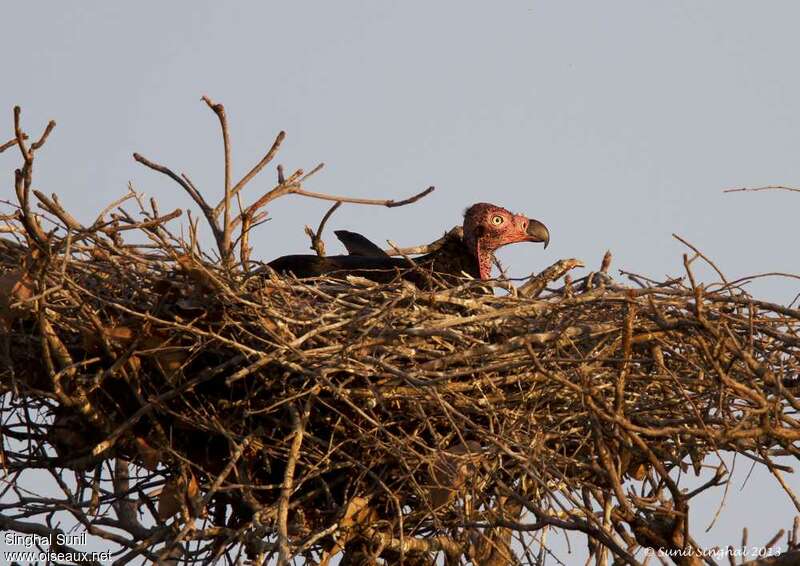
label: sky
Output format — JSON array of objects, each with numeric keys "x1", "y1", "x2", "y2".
[{"x1": 2, "y1": 0, "x2": 799, "y2": 562}]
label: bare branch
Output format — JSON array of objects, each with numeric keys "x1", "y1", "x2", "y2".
[
  {"x1": 212, "y1": 130, "x2": 286, "y2": 218},
  {"x1": 724, "y1": 185, "x2": 800, "y2": 194},
  {"x1": 0, "y1": 133, "x2": 27, "y2": 154},
  {"x1": 202, "y1": 95, "x2": 234, "y2": 268},
  {"x1": 277, "y1": 404, "x2": 305, "y2": 565},
  {"x1": 304, "y1": 201, "x2": 342, "y2": 257}
]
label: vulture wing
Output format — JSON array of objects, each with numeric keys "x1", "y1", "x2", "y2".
[
  {"x1": 267, "y1": 253, "x2": 413, "y2": 283},
  {"x1": 334, "y1": 230, "x2": 390, "y2": 257}
]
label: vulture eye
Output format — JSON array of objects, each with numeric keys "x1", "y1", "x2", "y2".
[{"x1": 491, "y1": 215, "x2": 504, "y2": 226}]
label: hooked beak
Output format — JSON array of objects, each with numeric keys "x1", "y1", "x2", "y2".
[{"x1": 526, "y1": 219, "x2": 550, "y2": 249}]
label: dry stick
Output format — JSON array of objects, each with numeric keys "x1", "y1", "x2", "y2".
[
  {"x1": 233, "y1": 183, "x2": 434, "y2": 230},
  {"x1": 724, "y1": 185, "x2": 800, "y2": 194},
  {"x1": 16, "y1": 173, "x2": 48, "y2": 245},
  {"x1": 103, "y1": 208, "x2": 182, "y2": 233},
  {"x1": 298, "y1": 185, "x2": 435, "y2": 208},
  {"x1": 113, "y1": 458, "x2": 149, "y2": 539},
  {"x1": 212, "y1": 130, "x2": 286, "y2": 218},
  {"x1": 600, "y1": 250, "x2": 612, "y2": 273},
  {"x1": 277, "y1": 404, "x2": 306, "y2": 565},
  {"x1": 132, "y1": 154, "x2": 212, "y2": 215},
  {"x1": 305, "y1": 201, "x2": 342, "y2": 257},
  {"x1": 721, "y1": 272, "x2": 800, "y2": 290},
  {"x1": 13, "y1": 106, "x2": 28, "y2": 159},
  {"x1": 614, "y1": 295, "x2": 635, "y2": 415},
  {"x1": 12, "y1": 107, "x2": 54, "y2": 247},
  {"x1": 93, "y1": 186, "x2": 138, "y2": 227},
  {"x1": 519, "y1": 258, "x2": 584, "y2": 298},
  {"x1": 299, "y1": 162, "x2": 325, "y2": 182},
  {"x1": 34, "y1": 191, "x2": 83, "y2": 231},
  {"x1": 200, "y1": 436, "x2": 252, "y2": 509},
  {"x1": 31, "y1": 120, "x2": 56, "y2": 152},
  {"x1": 239, "y1": 211, "x2": 253, "y2": 268},
  {"x1": 13, "y1": 107, "x2": 56, "y2": 159},
  {"x1": 202, "y1": 96, "x2": 234, "y2": 268},
  {"x1": 673, "y1": 233, "x2": 729, "y2": 288},
  {"x1": 0, "y1": 133, "x2": 27, "y2": 154},
  {"x1": 758, "y1": 448, "x2": 800, "y2": 513},
  {"x1": 132, "y1": 152, "x2": 230, "y2": 262}
]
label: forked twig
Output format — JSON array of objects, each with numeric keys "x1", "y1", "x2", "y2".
[
  {"x1": 304, "y1": 201, "x2": 342, "y2": 257},
  {"x1": 202, "y1": 95, "x2": 234, "y2": 268},
  {"x1": 212, "y1": 130, "x2": 286, "y2": 219}
]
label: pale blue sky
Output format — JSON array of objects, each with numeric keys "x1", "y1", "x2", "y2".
[{"x1": 2, "y1": 0, "x2": 798, "y2": 561}]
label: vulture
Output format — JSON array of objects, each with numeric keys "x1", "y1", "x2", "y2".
[{"x1": 267, "y1": 203, "x2": 550, "y2": 286}]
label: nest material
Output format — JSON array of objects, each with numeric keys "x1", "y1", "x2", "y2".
[{"x1": 2, "y1": 103, "x2": 799, "y2": 566}]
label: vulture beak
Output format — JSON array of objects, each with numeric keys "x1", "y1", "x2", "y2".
[{"x1": 526, "y1": 219, "x2": 550, "y2": 249}]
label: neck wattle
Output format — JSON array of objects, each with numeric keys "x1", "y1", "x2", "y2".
[{"x1": 473, "y1": 240, "x2": 493, "y2": 280}]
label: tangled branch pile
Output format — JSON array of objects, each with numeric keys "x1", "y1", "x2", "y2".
[{"x1": 1, "y1": 102, "x2": 799, "y2": 566}]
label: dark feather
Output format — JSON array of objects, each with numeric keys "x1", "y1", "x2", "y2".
[
  {"x1": 335, "y1": 229, "x2": 477, "y2": 278},
  {"x1": 267, "y1": 230, "x2": 479, "y2": 288},
  {"x1": 267, "y1": 254, "x2": 414, "y2": 283},
  {"x1": 334, "y1": 230, "x2": 390, "y2": 258}
]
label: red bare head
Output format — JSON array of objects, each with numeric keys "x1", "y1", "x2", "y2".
[{"x1": 462, "y1": 203, "x2": 550, "y2": 280}]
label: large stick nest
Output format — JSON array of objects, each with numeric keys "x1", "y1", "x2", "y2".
[{"x1": 1, "y1": 102, "x2": 799, "y2": 566}]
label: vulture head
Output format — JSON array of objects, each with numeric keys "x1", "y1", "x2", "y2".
[{"x1": 462, "y1": 203, "x2": 550, "y2": 280}]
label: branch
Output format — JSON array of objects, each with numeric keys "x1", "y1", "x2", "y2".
[
  {"x1": 132, "y1": 153, "x2": 212, "y2": 214},
  {"x1": 212, "y1": 130, "x2": 286, "y2": 218},
  {"x1": 31, "y1": 119, "x2": 56, "y2": 151},
  {"x1": 296, "y1": 184, "x2": 434, "y2": 208},
  {"x1": 102, "y1": 208, "x2": 182, "y2": 233},
  {"x1": 519, "y1": 258, "x2": 584, "y2": 298},
  {"x1": 202, "y1": 95, "x2": 234, "y2": 268},
  {"x1": 277, "y1": 404, "x2": 305, "y2": 565},
  {"x1": 113, "y1": 458, "x2": 150, "y2": 539},
  {"x1": 724, "y1": 185, "x2": 800, "y2": 194},
  {"x1": 34, "y1": 191, "x2": 84, "y2": 231},
  {"x1": 304, "y1": 201, "x2": 342, "y2": 257},
  {"x1": 11, "y1": 107, "x2": 55, "y2": 248},
  {"x1": 233, "y1": 183, "x2": 433, "y2": 230},
  {"x1": 0, "y1": 133, "x2": 27, "y2": 154},
  {"x1": 132, "y1": 152, "x2": 228, "y2": 260}
]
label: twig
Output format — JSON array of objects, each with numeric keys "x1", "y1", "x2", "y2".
[
  {"x1": 724, "y1": 185, "x2": 800, "y2": 194},
  {"x1": 0, "y1": 133, "x2": 26, "y2": 154},
  {"x1": 133, "y1": 152, "x2": 228, "y2": 261},
  {"x1": 202, "y1": 96, "x2": 234, "y2": 268},
  {"x1": 296, "y1": 184, "x2": 434, "y2": 208},
  {"x1": 277, "y1": 404, "x2": 306, "y2": 565},
  {"x1": 233, "y1": 184, "x2": 434, "y2": 230},
  {"x1": 519, "y1": 258, "x2": 584, "y2": 298},
  {"x1": 212, "y1": 130, "x2": 286, "y2": 218},
  {"x1": 673, "y1": 233, "x2": 729, "y2": 287},
  {"x1": 304, "y1": 201, "x2": 342, "y2": 257},
  {"x1": 102, "y1": 208, "x2": 182, "y2": 233}
]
